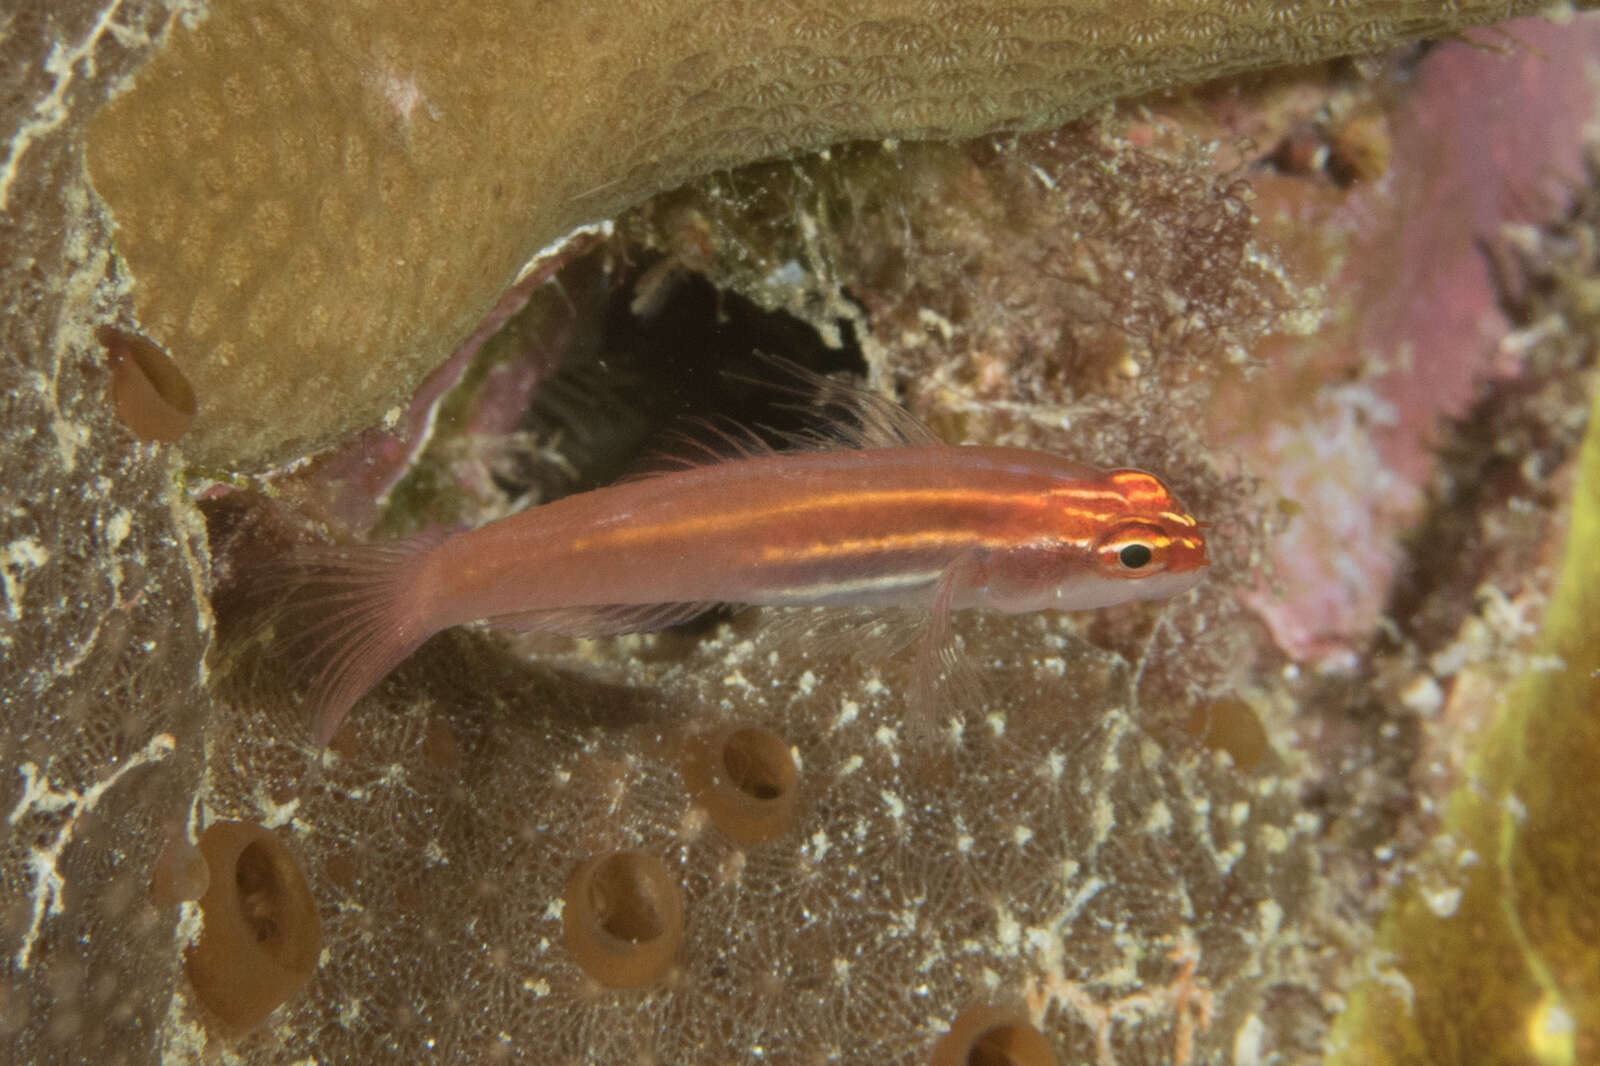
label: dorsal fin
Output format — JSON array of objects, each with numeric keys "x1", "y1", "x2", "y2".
[
  {"x1": 622, "y1": 354, "x2": 942, "y2": 480},
  {"x1": 618, "y1": 414, "x2": 778, "y2": 481},
  {"x1": 732, "y1": 352, "x2": 943, "y2": 451}
]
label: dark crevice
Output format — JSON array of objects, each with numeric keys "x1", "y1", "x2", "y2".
[
  {"x1": 1384, "y1": 155, "x2": 1600, "y2": 652},
  {"x1": 493, "y1": 251, "x2": 867, "y2": 504}
]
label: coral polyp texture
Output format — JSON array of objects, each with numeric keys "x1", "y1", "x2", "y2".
[
  {"x1": 84, "y1": 0, "x2": 1550, "y2": 468},
  {"x1": 199, "y1": 612, "x2": 1313, "y2": 1065}
]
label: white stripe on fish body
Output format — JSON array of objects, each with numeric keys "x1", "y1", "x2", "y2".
[{"x1": 758, "y1": 568, "x2": 948, "y2": 608}]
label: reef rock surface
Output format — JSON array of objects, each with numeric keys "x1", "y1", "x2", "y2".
[{"x1": 2, "y1": 3, "x2": 1595, "y2": 1066}]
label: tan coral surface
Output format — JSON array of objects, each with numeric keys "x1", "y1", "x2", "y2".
[{"x1": 86, "y1": 0, "x2": 1548, "y2": 468}]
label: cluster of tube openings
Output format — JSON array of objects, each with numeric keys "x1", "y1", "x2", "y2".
[{"x1": 156, "y1": 724, "x2": 1059, "y2": 1063}]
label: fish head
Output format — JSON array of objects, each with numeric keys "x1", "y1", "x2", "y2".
[
  {"x1": 1083, "y1": 469, "x2": 1209, "y2": 595},
  {"x1": 1024, "y1": 468, "x2": 1209, "y2": 611},
  {"x1": 976, "y1": 467, "x2": 1210, "y2": 613}
]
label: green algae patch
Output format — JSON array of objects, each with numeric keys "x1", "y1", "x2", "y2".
[{"x1": 1330, "y1": 378, "x2": 1600, "y2": 1066}]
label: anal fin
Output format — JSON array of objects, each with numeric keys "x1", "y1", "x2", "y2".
[{"x1": 488, "y1": 601, "x2": 719, "y2": 637}]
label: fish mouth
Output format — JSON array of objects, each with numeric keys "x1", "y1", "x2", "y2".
[
  {"x1": 1084, "y1": 566, "x2": 1209, "y2": 608},
  {"x1": 1184, "y1": 521, "x2": 1212, "y2": 569}
]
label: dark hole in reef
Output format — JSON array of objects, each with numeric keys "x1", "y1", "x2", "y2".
[
  {"x1": 494, "y1": 249, "x2": 868, "y2": 506},
  {"x1": 721, "y1": 727, "x2": 792, "y2": 801},
  {"x1": 589, "y1": 853, "x2": 665, "y2": 944},
  {"x1": 234, "y1": 840, "x2": 284, "y2": 944}
]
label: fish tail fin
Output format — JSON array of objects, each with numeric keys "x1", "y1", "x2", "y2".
[{"x1": 248, "y1": 535, "x2": 443, "y2": 747}]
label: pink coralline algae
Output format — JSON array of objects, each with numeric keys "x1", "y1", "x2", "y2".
[{"x1": 1219, "y1": 18, "x2": 1600, "y2": 665}]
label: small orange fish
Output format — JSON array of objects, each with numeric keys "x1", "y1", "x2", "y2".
[{"x1": 268, "y1": 367, "x2": 1209, "y2": 744}]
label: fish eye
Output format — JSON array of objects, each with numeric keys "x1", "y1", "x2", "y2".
[{"x1": 1119, "y1": 543, "x2": 1154, "y2": 569}]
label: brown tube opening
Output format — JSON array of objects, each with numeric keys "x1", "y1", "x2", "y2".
[
  {"x1": 563, "y1": 851, "x2": 683, "y2": 988},
  {"x1": 931, "y1": 1007, "x2": 1058, "y2": 1066},
  {"x1": 723, "y1": 727, "x2": 791, "y2": 798},
  {"x1": 683, "y1": 725, "x2": 798, "y2": 845},
  {"x1": 590, "y1": 854, "x2": 664, "y2": 942},
  {"x1": 184, "y1": 821, "x2": 321, "y2": 1034},
  {"x1": 1185, "y1": 697, "x2": 1270, "y2": 771},
  {"x1": 97, "y1": 325, "x2": 197, "y2": 442}
]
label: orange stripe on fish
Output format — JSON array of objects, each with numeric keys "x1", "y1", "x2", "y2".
[{"x1": 260, "y1": 365, "x2": 1210, "y2": 745}]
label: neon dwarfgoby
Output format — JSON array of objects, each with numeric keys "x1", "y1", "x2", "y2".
[{"x1": 264, "y1": 367, "x2": 1209, "y2": 745}]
